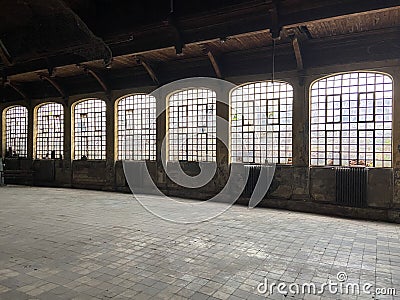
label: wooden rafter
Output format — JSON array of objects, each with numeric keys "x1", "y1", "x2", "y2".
[
  {"x1": 292, "y1": 37, "x2": 303, "y2": 70},
  {"x1": 135, "y1": 56, "x2": 159, "y2": 85},
  {"x1": 39, "y1": 74, "x2": 67, "y2": 99},
  {"x1": 0, "y1": 39, "x2": 12, "y2": 66},
  {"x1": 76, "y1": 64, "x2": 109, "y2": 92},
  {"x1": 206, "y1": 50, "x2": 222, "y2": 78},
  {"x1": 4, "y1": 80, "x2": 28, "y2": 100}
]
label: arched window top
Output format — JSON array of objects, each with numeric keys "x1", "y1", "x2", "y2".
[
  {"x1": 231, "y1": 80, "x2": 293, "y2": 164},
  {"x1": 4, "y1": 105, "x2": 28, "y2": 158},
  {"x1": 310, "y1": 71, "x2": 393, "y2": 167},
  {"x1": 73, "y1": 98, "x2": 106, "y2": 160},
  {"x1": 231, "y1": 80, "x2": 293, "y2": 97},
  {"x1": 117, "y1": 93, "x2": 155, "y2": 105},
  {"x1": 117, "y1": 94, "x2": 156, "y2": 161},
  {"x1": 5, "y1": 105, "x2": 28, "y2": 115},
  {"x1": 36, "y1": 102, "x2": 64, "y2": 160},
  {"x1": 168, "y1": 88, "x2": 217, "y2": 162},
  {"x1": 74, "y1": 98, "x2": 106, "y2": 110},
  {"x1": 311, "y1": 71, "x2": 392, "y2": 90},
  {"x1": 169, "y1": 87, "x2": 216, "y2": 99}
]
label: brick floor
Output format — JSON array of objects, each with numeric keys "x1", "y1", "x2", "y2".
[{"x1": 0, "y1": 186, "x2": 399, "y2": 299}]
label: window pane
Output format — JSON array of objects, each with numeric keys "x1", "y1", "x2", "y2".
[
  {"x1": 36, "y1": 103, "x2": 64, "y2": 159},
  {"x1": 117, "y1": 94, "x2": 156, "y2": 160},
  {"x1": 169, "y1": 88, "x2": 217, "y2": 162},
  {"x1": 310, "y1": 72, "x2": 392, "y2": 167},
  {"x1": 231, "y1": 81, "x2": 293, "y2": 164},
  {"x1": 74, "y1": 99, "x2": 106, "y2": 160},
  {"x1": 5, "y1": 106, "x2": 28, "y2": 158}
]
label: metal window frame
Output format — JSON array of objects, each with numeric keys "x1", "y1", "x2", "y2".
[
  {"x1": 117, "y1": 94, "x2": 156, "y2": 161},
  {"x1": 74, "y1": 99, "x2": 106, "y2": 160},
  {"x1": 168, "y1": 88, "x2": 217, "y2": 162},
  {"x1": 36, "y1": 102, "x2": 64, "y2": 159},
  {"x1": 310, "y1": 72, "x2": 392, "y2": 167},
  {"x1": 5, "y1": 106, "x2": 28, "y2": 158},
  {"x1": 231, "y1": 81, "x2": 293, "y2": 164}
]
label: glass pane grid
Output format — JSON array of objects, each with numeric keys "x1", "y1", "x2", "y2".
[
  {"x1": 169, "y1": 89, "x2": 217, "y2": 162},
  {"x1": 231, "y1": 81, "x2": 293, "y2": 164},
  {"x1": 74, "y1": 99, "x2": 106, "y2": 160},
  {"x1": 36, "y1": 103, "x2": 64, "y2": 159},
  {"x1": 310, "y1": 72, "x2": 392, "y2": 167},
  {"x1": 5, "y1": 106, "x2": 28, "y2": 157},
  {"x1": 117, "y1": 94, "x2": 156, "y2": 160}
]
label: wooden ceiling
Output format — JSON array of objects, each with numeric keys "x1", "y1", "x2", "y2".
[{"x1": 1, "y1": 1, "x2": 400, "y2": 102}]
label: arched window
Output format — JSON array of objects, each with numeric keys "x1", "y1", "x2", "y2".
[
  {"x1": 36, "y1": 103, "x2": 64, "y2": 159},
  {"x1": 74, "y1": 99, "x2": 106, "y2": 160},
  {"x1": 168, "y1": 88, "x2": 216, "y2": 162},
  {"x1": 310, "y1": 72, "x2": 392, "y2": 167},
  {"x1": 4, "y1": 106, "x2": 28, "y2": 158},
  {"x1": 231, "y1": 81, "x2": 293, "y2": 164},
  {"x1": 117, "y1": 94, "x2": 156, "y2": 160}
]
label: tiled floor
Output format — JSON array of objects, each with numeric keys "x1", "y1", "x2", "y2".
[{"x1": 0, "y1": 186, "x2": 399, "y2": 300}]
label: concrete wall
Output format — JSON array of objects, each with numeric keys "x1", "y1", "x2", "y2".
[{"x1": 1, "y1": 62, "x2": 400, "y2": 223}]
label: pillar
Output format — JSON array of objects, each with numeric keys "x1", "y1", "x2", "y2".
[
  {"x1": 392, "y1": 68, "x2": 400, "y2": 208},
  {"x1": 27, "y1": 102, "x2": 34, "y2": 160},
  {"x1": 105, "y1": 96, "x2": 115, "y2": 189},
  {"x1": 291, "y1": 76, "x2": 309, "y2": 167}
]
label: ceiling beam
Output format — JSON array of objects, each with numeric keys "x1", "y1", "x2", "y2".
[
  {"x1": 269, "y1": 0, "x2": 281, "y2": 39},
  {"x1": 135, "y1": 56, "x2": 159, "y2": 85},
  {"x1": 4, "y1": 80, "x2": 28, "y2": 100},
  {"x1": 0, "y1": 39, "x2": 12, "y2": 66},
  {"x1": 39, "y1": 74, "x2": 67, "y2": 99},
  {"x1": 3, "y1": 2, "x2": 400, "y2": 77},
  {"x1": 292, "y1": 37, "x2": 303, "y2": 70},
  {"x1": 206, "y1": 50, "x2": 222, "y2": 78},
  {"x1": 167, "y1": 13, "x2": 185, "y2": 55},
  {"x1": 76, "y1": 64, "x2": 109, "y2": 93},
  {"x1": 287, "y1": 27, "x2": 307, "y2": 70}
]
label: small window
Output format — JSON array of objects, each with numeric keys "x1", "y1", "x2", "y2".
[
  {"x1": 168, "y1": 88, "x2": 217, "y2": 162},
  {"x1": 74, "y1": 99, "x2": 106, "y2": 160},
  {"x1": 5, "y1": 106, "x2": 28, "y2": 158},
  {"x1": 231, "y1": 81, "x2": 293, "y2": 164},
  {"x1": 36, "y1": 103, "x2": 64, "y2": 159},
  {"x1": 117, "y1": 94, "x2": 156, "y2": 160},
  {"x1": 310, "y1": 72, "x2": 392, "y2": 167}
]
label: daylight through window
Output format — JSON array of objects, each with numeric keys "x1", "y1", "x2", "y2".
[
  {"x1": 169, "y1": 88, "x2": 217, "y2": 162},
  {"x1": 5, "y1": 106, "x2": 28, "y2": 158},
  {"x1": 36, "y1": 103, "x2": 64, "y2": 159},
  {"x1": 231, "y1": 81, "x2": 293, "y2": 164},
  {"x1": 74, "y1": 99, "x2": 106, "y2": 160},
  {"x1": 117, "y1": 94, "x2": 156, "y2": 160},
  {"x1": 310, "y1": 72, "x2": 392, "y2": 167}
]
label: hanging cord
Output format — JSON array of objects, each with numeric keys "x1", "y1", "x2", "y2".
[
  {"x1": 272, "y1": 38, "x2": 276, "y2": 83},
  {"x1": 170, "y1": 0, "x2": 174, "y2": 13}
]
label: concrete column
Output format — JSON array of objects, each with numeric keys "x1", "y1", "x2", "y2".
[
  {"x1": 216, "y1": 91, "x2": 230, "y2": 190},
  {"x1": 0, "y1": 105, "x2": 3, "y2": 157},
  {"x1": 105, "y1": 97, "x2": 115, "y2": 189},
  {"x1": 392, "y1": 68, "x2": 400, "y2": 208},
  {"x1": 156, "y1": 109, "x2": 167, "y2": 187},
  {"x1": 291, "y1": 77, "x2": 309, "y2": 167},
  {"x1": 27, "y1": 103, "x2": 34, "y2": 160},
  {"x1": 216, "y1": 98, "x2": 229, "y2": 166},
  {"x1": 290, "y1": 75, "x2": 311, "y2": 200},
  {"x1": 64, "y1": 102, "x2": 72, "y2": 163}
]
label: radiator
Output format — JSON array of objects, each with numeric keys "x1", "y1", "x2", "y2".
[{"x1": 335, "y1": 167, "x2": 368, "y2": 208}]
